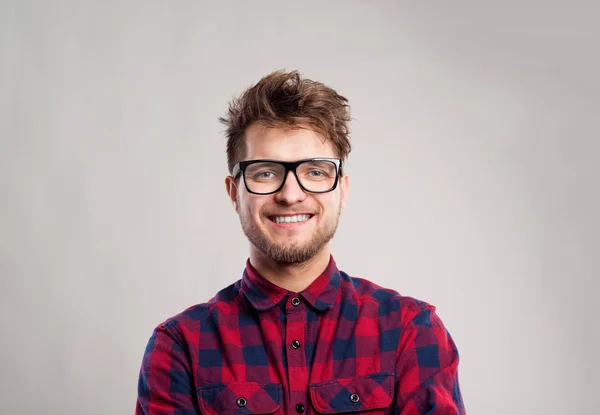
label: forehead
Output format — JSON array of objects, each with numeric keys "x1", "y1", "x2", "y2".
[{"x1": 243, "y1": 123, "x2": 336, "y2": 161}]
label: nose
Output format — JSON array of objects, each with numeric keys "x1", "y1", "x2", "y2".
[{"x1": 274, "y1": 170, "x2": 307, "y2": 205}]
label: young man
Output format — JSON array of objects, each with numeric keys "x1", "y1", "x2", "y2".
[{"x1": 136, "y1": 70, "x2": 466, "y2": 414}]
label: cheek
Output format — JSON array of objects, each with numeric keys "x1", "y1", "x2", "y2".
[
  {"x1": 316, "y1": 194, "x2": 340, "y2": 217},
  {"x1": 240, "y1": 195, "x2": 266, "y2": 220}
]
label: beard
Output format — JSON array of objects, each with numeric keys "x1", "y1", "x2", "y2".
[{"x1": 239, "y1": 208, "x2": 341, "y2": 265}]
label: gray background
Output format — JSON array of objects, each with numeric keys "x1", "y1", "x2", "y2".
[{"x1": 1, "y1": 1, "x2": 598, "y2": 414}]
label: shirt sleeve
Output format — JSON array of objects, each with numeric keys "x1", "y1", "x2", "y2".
[
  {"x1": 395, "y1": 307, "x2": 466, "y2": 414},
  {"x1": 135, "y1": 324, "x2": 200, "y2": 415}
]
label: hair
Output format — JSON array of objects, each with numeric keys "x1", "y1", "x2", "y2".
[{"x1": 219, "y1": 70, "x2": 352, "y2": 174}]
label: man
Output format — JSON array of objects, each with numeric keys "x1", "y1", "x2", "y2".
[{"x1": 136, "y1": 70, "x2": 466, "y2": 414}]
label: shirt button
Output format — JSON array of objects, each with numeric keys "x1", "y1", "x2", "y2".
[
  {"x1": 291, "y1": 297, "x2": 301, "y2": 306},
  {"x1": 349, "y1": 393, "x2": 360, "y2": 403},
  {"x1": 236, "y1": 397, "x2": 247, "y2": 407},
  {"x1": 295, "y1": 403, "x2": 305, "y2": 413},
  {"x1": 291, "y1": 340, "x2": 301, "y2": 349}
]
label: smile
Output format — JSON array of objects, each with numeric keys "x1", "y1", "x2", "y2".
[{"x1": 269, "y1": 214, "x2": 313, "y2": 224}]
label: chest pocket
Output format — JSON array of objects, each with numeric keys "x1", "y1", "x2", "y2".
[
  {"x1": 197, "y1": 382, "x2": 282, "y2": 415},
  {"x1": 309, "y1": 373, "x2": 395, "y2": 413}
]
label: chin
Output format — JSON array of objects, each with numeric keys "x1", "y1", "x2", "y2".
[{"x1": 271, "y1": 236, "x2": 309, "y2": 249}]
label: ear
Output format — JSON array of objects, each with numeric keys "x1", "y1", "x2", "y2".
[
  {"x1": 225, "y1": 176, "x2": 240, "y2": 213},
  {"x1": 339, "y1": 173, "x2": 350, "y2": 213}
]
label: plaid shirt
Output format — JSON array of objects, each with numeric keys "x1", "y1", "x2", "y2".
[{"x1": 136, "y1": 255, "x2": 465, "y2": 414}]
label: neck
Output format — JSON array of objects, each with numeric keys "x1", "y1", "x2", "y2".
[{"x1": 248, "y1": 245, "x2": 332, "y2": 292}]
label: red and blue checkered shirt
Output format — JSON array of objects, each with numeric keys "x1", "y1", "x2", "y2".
[{"x1": 136, "y1": 255, "x2": 466, "y2": 414}]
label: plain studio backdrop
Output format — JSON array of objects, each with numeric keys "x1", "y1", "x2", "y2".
[{"x1": 1, "y1": 1, "x2": 598, "y2": 414}]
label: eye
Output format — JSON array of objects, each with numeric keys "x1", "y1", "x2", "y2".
[
  {"x1": 252, "y1": 170, "x2": 278, "y2": 180},
  {"x1": 307, "y1": 170, "x2": 326, "y2": 177}
]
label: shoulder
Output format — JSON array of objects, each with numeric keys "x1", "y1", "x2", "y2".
[
  {"x1": 338, "y1": 270, "x2": 435, "y2": 323},
  {"x1": 154, "y1": 279, "x2": 244, "y2": 339}
]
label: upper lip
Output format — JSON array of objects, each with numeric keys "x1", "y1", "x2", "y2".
[{"x1": 268, "y1": 213, "x2": 313, "y2": 217}]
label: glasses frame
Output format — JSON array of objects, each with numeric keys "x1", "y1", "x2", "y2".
[{"x1": 232, "y1": 158, "x2": 343, "y2": 195}]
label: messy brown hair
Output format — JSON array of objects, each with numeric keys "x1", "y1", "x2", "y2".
[{"x1": 219, "y1": 70, "x2": 352, "y2": 174}]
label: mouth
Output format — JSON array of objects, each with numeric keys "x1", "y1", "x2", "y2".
[{"x1": 268, "y1": 214, "x2": 314, "y2": 225}]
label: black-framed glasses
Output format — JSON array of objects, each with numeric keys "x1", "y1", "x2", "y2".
[{"x1": 232, "y1": 158, "x2": 343, "y2": 195}]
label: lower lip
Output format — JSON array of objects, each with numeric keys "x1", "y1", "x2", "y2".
[{"x1": 268, "y1": 216, "x2": 314, "y2": 229}]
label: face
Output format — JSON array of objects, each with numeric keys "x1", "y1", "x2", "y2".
[{"x1": 225, "y1": 124, "x2": 349, "y2": 265}]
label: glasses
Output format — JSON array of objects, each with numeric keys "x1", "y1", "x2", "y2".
[{"x1": 232, "y1": 158, "x2": 343, "y2": 195}]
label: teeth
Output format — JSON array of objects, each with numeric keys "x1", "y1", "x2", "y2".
[{"x1": 273, "y1": 215, "x2": 310, "y2": 224}]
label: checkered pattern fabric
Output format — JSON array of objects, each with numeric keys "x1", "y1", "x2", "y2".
[{"x1": 136, "y1": 256, "x2": 465, "y2": 414}]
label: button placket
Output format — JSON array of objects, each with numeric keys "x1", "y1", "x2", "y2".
[{"x1": 285, "y1": 295, "x2": 309, "y2": 415}]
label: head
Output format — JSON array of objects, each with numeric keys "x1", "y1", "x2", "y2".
[{"x1": 221, "y1": 70, "x2": 351, "y2": 265}]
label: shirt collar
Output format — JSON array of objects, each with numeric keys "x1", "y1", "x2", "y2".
[{"x1": 240, "y1": 255, "x2": 341, "y2": 312}]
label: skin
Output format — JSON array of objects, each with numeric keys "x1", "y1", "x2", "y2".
[{"x1": 225, "y1": 123, "x2": 350, "y2": 292}]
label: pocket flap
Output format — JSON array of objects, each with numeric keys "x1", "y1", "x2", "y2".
[
  {"x1": 197, "y1": 382, "x2": 282, "y2": 415},
  {"x1": 309, "y1": 373, "x2": 395, "y2": 413}
]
